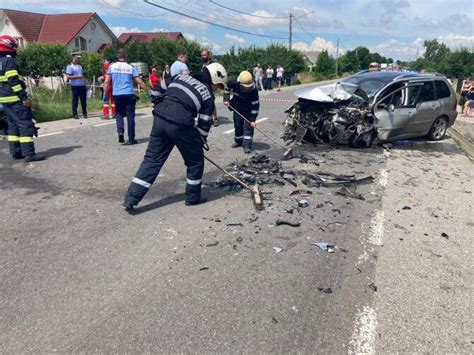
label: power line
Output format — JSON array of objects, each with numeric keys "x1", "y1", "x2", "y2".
[
  {"x1": 208, "y1": 0, "x2": 287, "y2": 19},
  {"x1": 292, "y1": 15, "x2": 316, "y2": 42},
  {"x1": 101, "y1": 0, "x2": 168, "y2": 18},
  {"x1": 143, "y1": 0, "x2": 287, "y2": 39}
]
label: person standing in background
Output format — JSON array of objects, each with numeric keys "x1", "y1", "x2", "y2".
[
  {"x1": 200, "y1": 49, "x2": 219, "y2": 126},
  {"x1": 102, "y1": 57, "x2": 116, "y2": 120},
  {"x1": 66, "y1": 54, "x2": 87, "y2": 119},
  {"x1": 170, "y1": 53, "x2": 189, "y2": 76},
  {"x1": 253, "y1": 63, "x2": 263, "y2": 91},
  {"x1": 162, "y1": 64, "x2": 171, "y2": 80},
  {"x1": 149, "y1": 68, "x2": 160, "y2": 88},
  {"x1": 265, "y1": 65, "x2": 274, "y2": 90},
  {"x1": 104, "y1": 49, "x2": 149, "y2": 145},
  {"x1": 276, "y1": 65, "x2": 284, "y2": 91}
]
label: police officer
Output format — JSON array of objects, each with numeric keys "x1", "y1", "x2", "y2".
[
  {"x1": 0, "y1": 35, "x2": 45, "y2": 162},
  {"x1": 224, "y1": 70, "x2": 260, "y2": 154},
  {"x1": 123, "y1": 63, "x2": 228, "y2": 211}
]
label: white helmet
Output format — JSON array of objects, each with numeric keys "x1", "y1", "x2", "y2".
[{"x1": 206, "y1": 62, "x2": 227, "y2": 86}]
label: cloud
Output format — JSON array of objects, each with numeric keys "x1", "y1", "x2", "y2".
[
  {"x1": 292, "y1": 37, "x2": 342, "y2": 56},
  {"x1": 437, "y1": 34, "x2": 474, "y2": 49},
  {"x1": 224, "y1": 33, "x2": 245, "y2": 44},
  {"x1": 414, "y1": 13, "x2": 473, "y2": 32},
  {"x1": 370, "y1": 39, "x2": 423, "y2": 61},
  {"x1": 109, "y1": 26, "x2": 143, "y2": 36}
]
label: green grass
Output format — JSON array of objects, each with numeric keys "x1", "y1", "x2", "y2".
[{"x1": 30, "y1": 86, "x2": 151, "y2": 122}]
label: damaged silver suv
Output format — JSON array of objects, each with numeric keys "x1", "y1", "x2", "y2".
[{"x1": 284, "y1": 71, "x2": 458, "y2": 147}]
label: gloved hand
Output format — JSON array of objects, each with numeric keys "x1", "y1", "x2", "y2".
[
  {"x1": 102, "y1": 95, "x2": 108, "y2": 102},
  {"x1": 33, "y1": 125, "x2": 39, "y2": 137},
  {"x1": 198, "y1": 132, "x2": 209, "y2": 151}
]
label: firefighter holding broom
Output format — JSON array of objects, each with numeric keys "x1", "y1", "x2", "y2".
[{"x1": 224, "y1": 70, "x2": 260, "y2": 154}]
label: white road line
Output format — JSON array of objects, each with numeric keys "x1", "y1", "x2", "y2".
[
  {"x1": 368, "y1": 210, "x2": 385, "y2": 247},
  {"x1": 93, "y1": 122, "x2": 116, "y2": 127},
  {"x1": 37, "y1": 131, "x2": 64, "y2": 138},
  {"x1": 378, "y1": 169, "x2": 388, "y2": 188},
  {"x1": 348, "y1": 306, "x2": 378, "y2": 354},
  {"x1": 223, "y1": 117, "x2": 270, "y2": 135}
]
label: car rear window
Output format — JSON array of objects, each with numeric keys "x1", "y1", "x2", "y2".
[{"x1": 435, "y1": 80, "x2": 451, "y2": 99}]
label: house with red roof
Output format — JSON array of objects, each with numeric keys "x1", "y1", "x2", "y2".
[
  {"x1": 118, "y1": 32, "x2": 184, "y2": 44},
  {"x1": 0, "y1": 9, "x2": 116, "y2": 53}
]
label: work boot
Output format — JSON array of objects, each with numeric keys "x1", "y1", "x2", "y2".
[
  {"x1": 231, "y1": 142, "x2": 241, "y2": 148},
  {"x1": 25, "y1": 154, "x2": 46, "y2": 162},
  {"x1": 122, "y1": 201, "x2": 136, "y2": 213},
  {"x1": 185, "y1": 197, "x2": 208, "y2": 206},
  {"x1": 244, "y1": 147, "x2": 252, "y2": 154},
  {"x1": 101, "y1": 115, "x2": 109, "y2": 120},
  {"x1": 12, "y1": 153, "x2": 24, "y2": 160},
  {"x1": 123, "y1": 139, "x2": 138, "y2": 145},
  {"x1": 213, "y1": 117, "x2": 219, "y2": 127},
  {"x1": 118, "y1": 134, "x2": 125, "y2": 143},
  {"x1": 83, "y1": 114, "x2": 88, "y2": 119},
  {"x1": 72, "y1": 115, "x2": 79, "y2": 120}
]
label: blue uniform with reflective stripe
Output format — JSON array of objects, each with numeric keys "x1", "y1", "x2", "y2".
[{"x1": 125, "y1": 73, "x2": 216, "y2": 206}]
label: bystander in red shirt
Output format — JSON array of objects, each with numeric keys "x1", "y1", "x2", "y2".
[{"x1": 149, "y1": 68, "x2": 160, "y2": 88}]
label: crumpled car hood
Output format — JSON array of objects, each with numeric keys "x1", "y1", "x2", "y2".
[{"x1": 294, "y1": 82, "x2": 359, "y2": 102}]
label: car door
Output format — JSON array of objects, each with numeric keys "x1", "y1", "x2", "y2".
[
  {"x1": 372, "y1": 82, "x2": 421, "y2": 140},
  {"x1": 410, "y1": 80, "x2": 440, "y2": 135}
]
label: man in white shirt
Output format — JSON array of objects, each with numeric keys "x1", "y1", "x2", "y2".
[
  {"x1": 276, "y1": 65, "x2": 284, "y2": 91},
  {"x1": 265, "y1": 65, "x2": 274, "y2": 90},
  {"x1": 253, "y1": 63, "x2": 263, "y2": 91}
]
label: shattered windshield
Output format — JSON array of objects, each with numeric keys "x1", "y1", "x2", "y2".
[{"x1": 341, "y1": 77, "x2": 388, "y2": 97}]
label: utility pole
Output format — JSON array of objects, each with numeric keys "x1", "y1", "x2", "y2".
[
  {"x1": 289, "y1": 12, "x2": 293, "y2": 50},
  {"x1": 335, "y1": 38, "x2": 339, "y2": 77}
]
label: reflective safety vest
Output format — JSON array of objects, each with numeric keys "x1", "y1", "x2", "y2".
[{"x1": 0, "y1": 54, "x2": 27, "y2": 104}]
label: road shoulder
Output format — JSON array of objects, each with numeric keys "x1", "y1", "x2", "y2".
[{"x1": 374, "y1": 139, "x2": 473, "y2": 352}]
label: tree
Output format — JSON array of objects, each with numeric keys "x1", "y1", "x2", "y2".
[
  {"x1": 436, "y1": 48, "x2": 474, "y2": 78},
  {"x1": 80, "y1": 52, "x2": 103, "y2": 79},
  {"x1": 314, "y1": 50, "x2": 335, "y2": 77},
  {"x1": 423, "y1": 39, "x2": 450, "y2": 63},
  {"x1": 17, "y1": 43, "x2": 69, "y2": 77}
]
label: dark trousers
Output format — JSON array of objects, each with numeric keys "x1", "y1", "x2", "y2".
[
  {"x1": 4, "y1": 102, "x2": 36, "y2": 157},
  {"x1": 71, "y1": 85, "x2": 87, "y2": 117},
  {"x1": 266, "y1": 77, "x2": 273, "y2": 90},
  {"x1": 114, "y1": 94, "x2": 136, "y2": 141},
  {"x1": 125, "y1": 116, "x2": 204, "y2": 205},
  {"x1": 233, "y1": 111, "x2": 255, "y2": 148}
]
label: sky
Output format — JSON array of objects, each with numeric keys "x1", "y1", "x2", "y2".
[{"x1": 1, "y1": 0, "x2": 473, "y2": 61}]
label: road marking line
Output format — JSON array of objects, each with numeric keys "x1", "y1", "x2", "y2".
[
  {"x1": 368, "y1": 210, "x2": 384, "y2": 246},
  {"x1": 94, "y1": 122, "x2": 116, "y2": 127},
  {"x1": 378, "y1": 169, "x2": 388, "y2": 188},
  {"x1": 38, "y1": 131, "x2": 64, "y2": 138},
  {"x1": 223, "y1": 117, "x2": 270, "y2": 135},
  {"x1": 348, "y1": 306, "x2": 378, "y2": 354}
]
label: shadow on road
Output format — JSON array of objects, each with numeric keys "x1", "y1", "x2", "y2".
[{"x1": 42, "y1": 145, "x2": 83, "y2": 158}]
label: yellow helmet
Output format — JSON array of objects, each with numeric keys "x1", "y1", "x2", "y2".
[{"x1": 237, "y1": 70, "x2": 253, "y2": 88}]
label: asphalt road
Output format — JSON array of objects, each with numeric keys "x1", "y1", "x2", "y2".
[{"x1": 1, "y1": 84, "x2": 472, "y2": 353}]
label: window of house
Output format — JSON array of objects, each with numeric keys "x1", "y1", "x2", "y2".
[
  {"x1": 435, "y1": 80, "x2": 451, "y2": 99},
  {"x1": 74, "y1": 36, "x2": 87, "y2": 51},
  {"x1": 14, "y1": 37, "x2": 24, "y2": 48}
]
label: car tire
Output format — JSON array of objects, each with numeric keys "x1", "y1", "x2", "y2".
[
  {"x1": 427, "y1": 116, "x2": 448, "y2": 141},
  {"x1": 348, "y1": 129, "x2": 377, "y2": 148}
]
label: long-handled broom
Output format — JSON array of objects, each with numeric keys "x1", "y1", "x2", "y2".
[
  {"x1": 204, "y1": 154, "x2": 263, "y2": 211},
  {"x1": 228, "y1": 104, "x2": 293, "y2": 158}
]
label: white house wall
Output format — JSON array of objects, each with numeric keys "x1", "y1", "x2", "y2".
[
  {"x1": 0, "y1": 10, "x2": 26, "y2": 44},
  {"x1": 69, "y1": 16, "x2": 114, "y2": 53}
]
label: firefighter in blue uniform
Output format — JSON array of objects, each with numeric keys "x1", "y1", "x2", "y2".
[
  {"x1": 224, "y1": 70, "x2": 260, "y2": 154},
  {"x1": 123, "y1": 63, "x2": 228, "y2": 211},
  {"x1": 0, "y1": 35, "x2": 44, "y2": 162}
]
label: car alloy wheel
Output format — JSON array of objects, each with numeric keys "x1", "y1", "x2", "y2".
[{"x1": 429, "y1": 116, "x2": 448, "y2": 141}]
